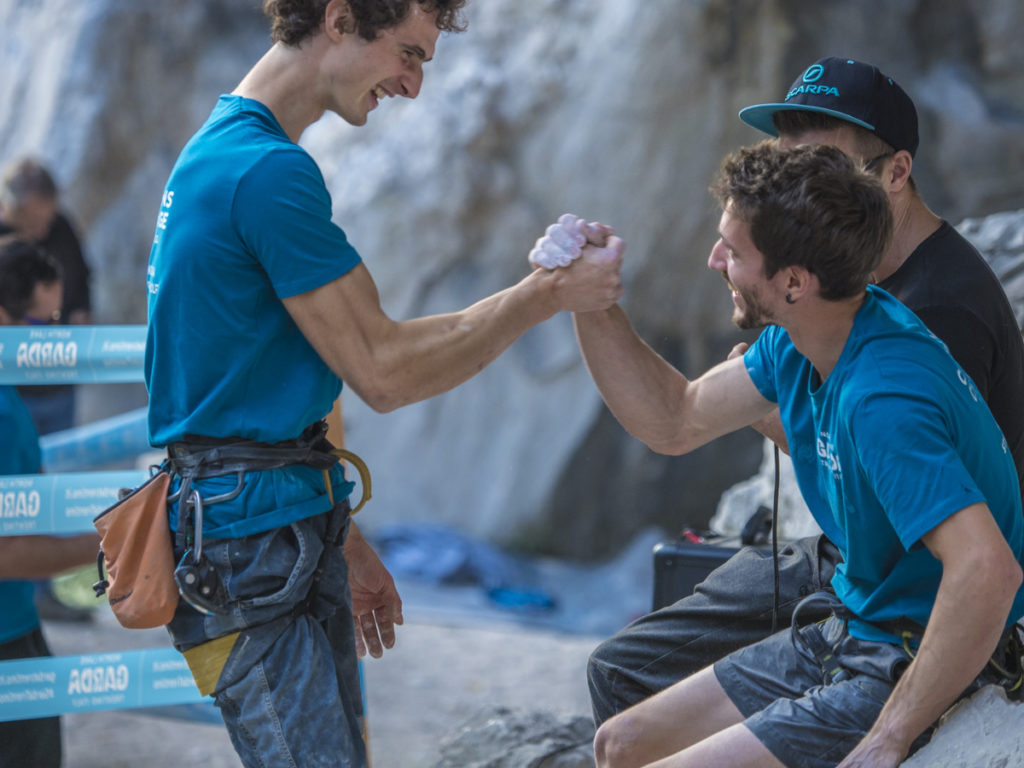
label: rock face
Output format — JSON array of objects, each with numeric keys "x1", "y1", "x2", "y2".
[{"x1": 3, "y1": 0, "x2": 1024, "y2": 558}]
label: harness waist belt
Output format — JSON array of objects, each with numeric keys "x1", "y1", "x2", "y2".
[{"x1": 167, "y1": 421, "x2": 339, "y2": 479}]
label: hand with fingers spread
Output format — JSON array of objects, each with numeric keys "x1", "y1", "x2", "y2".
[{"x1": 342, "y1": 522, "x2": 403, "y2": 659}]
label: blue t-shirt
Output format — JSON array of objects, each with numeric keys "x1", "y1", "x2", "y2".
[
  {"x1": 0, "y1": 386, "x2": 42, "y2": 644},
  {"x1": 745, "y1": 286, "x2": 1024, "y2": 643},
  {"x1": 145, "y1": 95, "x2": 360, "y2": 536}
]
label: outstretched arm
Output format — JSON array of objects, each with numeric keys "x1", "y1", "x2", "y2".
[
  {"x1": 573, "y1": 308, "x2": 773, "y2": 455},
  {"x1": 284, "y1": 228, "x2": 624, "y2": 413},
  {"x1": 0, "y1": 533, "x2": 100, "y2": 580},
  {"x1": 838, "y1": 502, "x2": 1022, "y2": 768}
]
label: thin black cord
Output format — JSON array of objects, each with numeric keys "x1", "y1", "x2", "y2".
[{"x1": 771, "y1": 443, "x2": 781, "y2": 635}]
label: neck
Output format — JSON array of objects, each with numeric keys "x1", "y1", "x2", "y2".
[
  {"x1": 785, "y1": 292, "x2": 866, "y2": 382},
  {"x1": 233, "y1": 42, "x2": 328, "y2": 143},
  {"x1": 873, "y1": 191, "x2": 942, "y2": 283}
]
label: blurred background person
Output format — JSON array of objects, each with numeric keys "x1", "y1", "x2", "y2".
[
  {"x1": 0, "y1": 156, "x2": 93, "y2": 433},
  {"x1": 0, "y1": 157, "x2": 97, "y2": 621},
  {"x1": 0, "y1": 237, "x2": 100, "y2": 768}
]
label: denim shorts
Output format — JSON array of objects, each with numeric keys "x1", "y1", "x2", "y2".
[
  {"x1": 166, "y1": 501, "x2": 366, "y2": 768},
  {"x1": 714, "y1": 614, "x2": 920, "y2": 768}
]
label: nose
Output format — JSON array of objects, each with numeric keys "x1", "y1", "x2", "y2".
[
  {"x1": 400, "y1": 66, "x2": 424, "y2": 99},
  {"x1": 708, "y1": 238, "x2": 727, "y2": 272}
]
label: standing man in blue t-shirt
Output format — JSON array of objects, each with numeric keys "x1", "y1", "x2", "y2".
[
  {"x1": 560, "y1": 142, "x2": 1024, "y2": 768},
  {"x1": 145, "y1": 2, "x2": 624, "y2": 767},
  {"x1": 0, "y1": 238, "x2": 100, "y2": 768}
]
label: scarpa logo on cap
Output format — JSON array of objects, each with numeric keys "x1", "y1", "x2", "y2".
[
  {"x1": 787, "y1": 62, "x2": 839, "y2": 101},
  {"x1": 802, "y1": 64, "x2": 825, "y2": 83}
]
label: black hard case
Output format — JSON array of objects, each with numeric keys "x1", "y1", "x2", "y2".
[{"x1": 651, "y1": 539, "x2": 741, "y2": 611}]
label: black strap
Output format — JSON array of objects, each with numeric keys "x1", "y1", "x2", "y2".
[{"x1": 167, "y1": 421, "x2": 339, "y2": 479}]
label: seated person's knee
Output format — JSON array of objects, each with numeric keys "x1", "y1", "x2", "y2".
[{"x1": 593, "y1": 715, "x2": 638, "y2": 768}]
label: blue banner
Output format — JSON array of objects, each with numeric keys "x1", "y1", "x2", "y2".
[
  {"x1": 40, "y1": 407, "x2": 151, "y2": 472},
  {"x1": 0, "y1": 647, "x2": 205, "y2": 722},
  {"x1": 0, "y1": 471, "x2": 148, "y2": 536},
  {"x1": 0, "y1": 325, "x2": 146, "y2": 384}
]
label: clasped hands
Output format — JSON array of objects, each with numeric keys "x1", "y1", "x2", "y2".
[{"x1": 530, "y1": 213, "x2": 624, "y2": 312}]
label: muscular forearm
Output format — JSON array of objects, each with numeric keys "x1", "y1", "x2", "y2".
[
  {"x1": 842, "y1": 530, "x2": 1021, "y2": 765},
  {"x1": 362, "y1": 270, "x2": 561, "y2": 410},
  {"x1": 574, "y1": 306, "x2": 693, "y2": 453},
  {"x1": 0, "y1": 533, "x2": 100, "y2": 580},
  {"x1": 573, "y1": 307, "x2": 769, "y2": 455},
  {"x1": 289, "y1": 242, "x2": 622, "y2": 413}
]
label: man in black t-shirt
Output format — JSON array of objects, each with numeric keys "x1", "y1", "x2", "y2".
[
  {"x1": 587, "y1": 56, "x2": 1024, "y2": 728},
  {"x1": 0, "y1": 157, "x2": 93, "y2": 435}
]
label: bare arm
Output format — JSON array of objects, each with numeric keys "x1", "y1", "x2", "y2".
[
  {"x1": 284, "y1": 239, "x2": 623, "y2": 413},
  {"x1": 838, "y1": 502, "x2": 1023, "y2": 768},
  {"x1": 0, "y1": 533, "x2": 100, "y2": 580},
  {"x1": 726, "y1": 341, "x2": 790, "y2": 452},
  {"x1": 573, "y1": 306, "x2": 773, "y2": 455}
]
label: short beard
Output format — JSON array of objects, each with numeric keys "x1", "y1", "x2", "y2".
[{"x1": 732, "y1": 287, "x2": 774, "y2": 330}]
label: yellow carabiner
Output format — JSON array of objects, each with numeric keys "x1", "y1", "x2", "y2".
[{"x1": 322, "y1": 448, "x2": 373, "y2": 515}]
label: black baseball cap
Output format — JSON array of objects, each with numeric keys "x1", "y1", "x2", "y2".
[{"x1": 739, "y1": 57, "x2": 919, "y2": 157}]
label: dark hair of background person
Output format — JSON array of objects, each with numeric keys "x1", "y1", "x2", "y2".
[
  {"x1": 710, "y1": 141, "x2": 893, "y2": 301},
  {"x1": 264, "y1": 0, "x2": 468, "y2": 46},
  {"x1": 0, "y1": 238, "x2": 63, "y2": 321}
]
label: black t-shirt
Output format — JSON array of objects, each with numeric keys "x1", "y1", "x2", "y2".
[
  {"x1": 879, "y1": 221, "x2": 1024, "y2": 494},
  {"x1": 0, "y1": 210, "x2": 91, "y2": 318}
]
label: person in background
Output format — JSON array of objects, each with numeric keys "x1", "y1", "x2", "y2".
[
  {"x1": 1, "y1": 156, "x2": 94, "y2": 435},
  {"x1": 0, "y1": 237, "x2": 100, "y2": 768},
  {"x1": 0, "y1": 156, "x2": 98, "y2": 622}
]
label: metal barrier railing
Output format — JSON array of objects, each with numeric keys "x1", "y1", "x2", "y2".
[{"x1": 0, "y1": 324, "x2": 211, "y2": 722}]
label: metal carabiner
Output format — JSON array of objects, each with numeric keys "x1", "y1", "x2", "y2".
[{"x1": 189, "y1": 489, "x2": 204, "y2": 561}]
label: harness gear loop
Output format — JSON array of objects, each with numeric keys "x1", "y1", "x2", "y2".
[
  {"x1": 791, "y1": 593, "x2": 850, "y2": 683},
  {"x1": 325, "y1": 448, "x2": 372, "y2": 515}
]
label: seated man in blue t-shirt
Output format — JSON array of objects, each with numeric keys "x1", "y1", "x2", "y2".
[
  {"x1": 0, "y1": 238, "x2": 100, "y2": 768},
  {"x1": 552, "y1": 142, "x2": 1024, "y2": 768}
]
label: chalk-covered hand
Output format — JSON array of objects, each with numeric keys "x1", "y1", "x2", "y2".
[{"x1": 529, "y1": 213, "x2": 615, "y2": 270}]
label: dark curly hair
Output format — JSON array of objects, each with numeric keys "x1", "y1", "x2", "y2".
[
  {"x1": 710, "y1": 141, "x2": 892, "y2": 302},
  {"x1": 264, "y1": 0, "x2": 467, "y2": 46}
]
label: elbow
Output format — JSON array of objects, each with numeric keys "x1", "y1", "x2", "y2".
[
  {"x1": 1006, "y1": 556, "x2": 1023, "y2": 595},
  {"x1": 644, "y1": 437, "x2": 691, "y2": 456},
  {"x1": 347, "y1": 374, "x2": 409, "y2": 414},
  {"x1": 643, "y1": 425, "x2": 702, "y2": 457},
  {"x1": 357, "y1": 386, "x2": 403, "y2": 414}
]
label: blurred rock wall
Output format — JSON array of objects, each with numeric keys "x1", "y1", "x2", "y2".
[{"x1": 2, "y1": 0, "x2": 1023, "y2": 558}]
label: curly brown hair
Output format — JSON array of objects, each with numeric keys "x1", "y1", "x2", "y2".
[
  {"x1": 710, "y1": 141, "x2": 892, "y2": 302},
  {"x1": 264, "y1": 0, "x2": 467, "y2": 46}
]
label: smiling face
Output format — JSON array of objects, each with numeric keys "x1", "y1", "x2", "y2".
[
  {"x1": 707, "y1": 207, "x2": 779, "y2": 330},
  {"x1": 323, "y1": 3, "x2": 440, "y2": 126}
]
